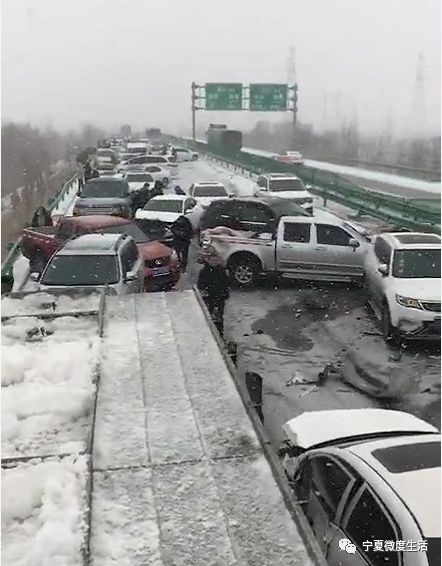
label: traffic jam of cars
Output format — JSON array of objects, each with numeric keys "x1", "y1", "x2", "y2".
[
  {"x1": 13, "y1": 135, "x2": 442, "y2": 566},
  {"x1": 22, "y1": 136, "x2": 441, "y2": 342}
]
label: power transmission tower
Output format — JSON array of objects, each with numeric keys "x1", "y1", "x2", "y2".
[{"x1": 411, "y1": 53, "x2": 426, "y2": 136}]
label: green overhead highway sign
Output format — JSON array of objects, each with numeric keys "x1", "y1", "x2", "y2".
[
  {"x1": 205, "y1": 83, "x2": 243, "y2": 111},
  {"x1": 249, "y1": 84, "x2": 288, "y2": 111}
]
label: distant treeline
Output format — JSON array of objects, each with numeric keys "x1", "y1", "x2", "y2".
[{"x1": 1, "y1": 122, "x2": 106, "y2": 197}]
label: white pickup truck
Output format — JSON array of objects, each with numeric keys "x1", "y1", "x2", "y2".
[{"x1": 201, "y1": 210, "x2": 371, "y2": 287}]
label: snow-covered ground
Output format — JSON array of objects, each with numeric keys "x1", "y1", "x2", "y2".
[
  {"x1": 242, "y1": 146, "x2": 441, "y2": 194},
  {"x1": 1, "y1": 291, "x2": 101, "y2": 566},
  {"x1": 2, "y1": 456, "x2": 88, "y2": 566},
  {"x1": 182, "y1": 138, "x2": 440, "y2": 195},
  {"x1": 2, "y1": 311, "x2": 99, "y2": 459}
]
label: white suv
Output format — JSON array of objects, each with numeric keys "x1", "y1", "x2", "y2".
[
  {"x1": 364, "y1": 232, "x2": 441, "y2": 342},
  {"x1": 254, "y1": 173, "x2": 313, "y2": 213},
  {"x1": 173, "y1": 147, "x2": 199, "y2": 162}
]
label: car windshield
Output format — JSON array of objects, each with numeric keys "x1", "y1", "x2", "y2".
[
  {"x1": 143, "y1": 199, "x2": 183, "y2": 213},
  {"x1": 426, "y1": 538, "x2": 441, "y2": 566},
  {"x1": 127, "y1": 174, "x2": 153, "y2": 183},
  {"x1": 82, "y1": 181, "x2": 127, "y2": 198},
  {"x1": 392, "y1": 249, "x2": 440, "y2": 278},
  {"x1": 194, "y1": 186, "x2": 227, "y2": 197},
  {"x1": 269, "y1": 179, "x2": 305, "y2": 191},
  {"x1": 127, "y1": 147, "x2": 146, "y2": 154},
  {"x1": 41, "y1": 255, "x2": 119, "y2": 285}
]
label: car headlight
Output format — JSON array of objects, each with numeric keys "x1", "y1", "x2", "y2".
[{"x1": 396, "y1": 295, "x2": 422, "y2": 309}]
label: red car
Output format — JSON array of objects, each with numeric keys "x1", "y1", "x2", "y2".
[{"x1": 21, "y1": 215, "x2": 180, "y2": 291}]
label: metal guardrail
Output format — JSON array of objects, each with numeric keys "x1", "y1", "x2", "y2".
[
  {"x1": 166, "y1": 135, "x2": 441, "y2": 233},
  {"x1": 1, "y1": 174, "x2": 78, "y2": 279}
]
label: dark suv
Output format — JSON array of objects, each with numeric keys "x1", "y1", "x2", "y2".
[{"x1": 200, "y1": 196, "x2": 309, "y2": 233}]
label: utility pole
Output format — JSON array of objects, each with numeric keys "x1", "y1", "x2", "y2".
[
  {"x1": 191, "y1": 82, "x2": 197, "y2": 141},
  {"x1": 287, "y1": 47, "x2": 298, "y2": 148}
]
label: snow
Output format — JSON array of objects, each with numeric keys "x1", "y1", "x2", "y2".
[
  {"x1": 2, "y1": 292, "x2": 101, "y2": 318},
  {"x1": 2, "y1": 455, "x2": 88, "y2": 566},
  {"x1": 242, "y1": 146, "x2": 441, "y2": 194},
  {"x1": 2, "y1": 311, "x2": 99, "y2": 459},
  {"x1": 90, "y1": 293, "x2": 315, "y2": 565}
]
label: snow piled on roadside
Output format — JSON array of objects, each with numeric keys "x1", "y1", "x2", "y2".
[
  {"x1": 1, "y1": 316, "x2": 98, "y2": 458},
  {"x1": 2, "y1": 292, "x2": 101, "y2": 317},
  {"x1": 2, "y1": 456, "x2": 88, "y2": 566}
]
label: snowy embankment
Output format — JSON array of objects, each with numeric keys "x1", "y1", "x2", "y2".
[
  {"x1": 242, "y1": 146, "x2": 441, "y2": 194},
  {"x1": 1, "y1": 292, "x2": 100, "y2": 566}
]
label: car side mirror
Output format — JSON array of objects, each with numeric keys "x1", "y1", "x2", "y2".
[
  {"x1": 30, "y1": 272, "x2": 40, "y2": 282},
  {"x1": 125, "y1": 271, "x2": 137, "y2": 282},
  {"x1": 349, "y1": 238, "x2": 360, "y2": 249},
  {"x1": 378, "y1": 264, "x2": 389, "y2": 276}
]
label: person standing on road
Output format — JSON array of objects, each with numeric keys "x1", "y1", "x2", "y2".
[
  {"x1": 197, "y1": 248, "x2": 230, "y2": 337},
  {"x1": 170, "y1": 214, "x2": 193, "y2": 272}
]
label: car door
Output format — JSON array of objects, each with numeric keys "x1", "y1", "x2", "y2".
[
  {"x1": 294, "y1": 455, "x2": 357, "y2": 557},
  {"x1": 275, "y1": 220, "x2": 315, "y2": 277},
  {"x1": 312, "y1": 223, "x2": 365, "y2": 278},
  {"x1": 327, "y1": 484, "x2": 401, "y2": 566}
]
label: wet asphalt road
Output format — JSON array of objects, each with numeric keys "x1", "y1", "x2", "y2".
[
  {"x1": 172, "y1": 161, "x2": 441, "y2": 451},
  {"x1": 180, "y1": 244, "x2": 441, "y2": 450}
]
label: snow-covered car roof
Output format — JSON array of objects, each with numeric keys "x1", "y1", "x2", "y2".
[{"x1": 282, "y1": 408, "x2": 438, "y2": 450}]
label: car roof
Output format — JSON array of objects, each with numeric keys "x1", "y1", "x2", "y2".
[
  {"x1": 62, "y1": 215, "x2": 130, "y2": 228},
  {"x1": 347, "y1": 434, "x2": 441, "y2": 537},
  {"x1": 283, "y1": 409, "x2": 438, "y2": 450},
  {"x1": 378, "y1": 232, "x2": 441, "y2": 250},
  {"x1": 58, "y1": 233, "x2": 125, "y2": 255}
]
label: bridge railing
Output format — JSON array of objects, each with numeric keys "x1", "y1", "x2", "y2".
[{"x1": 166, "y1": 135, "x2": 440, "y2": 233}]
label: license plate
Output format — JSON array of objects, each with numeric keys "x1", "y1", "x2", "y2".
[{"x1": 152, "y1": 267, "x2": 169, "y2": 277}]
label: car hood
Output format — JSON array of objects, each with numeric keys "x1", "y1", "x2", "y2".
[
  {"x1": 267, "y1": 190, "x2": 312, "y2": 200},
  {"x1": 135, "y1": 210, "x2": 180, "y2": 223},
  {"x1": 282, "y1": 409, "x2": 438, "y2": 450},
  {"x1": 393, "y1": 278, "x2": 441, "y2": 301},
  {"x1": 137, "y1": 241, "x2": 173, "y2": 260},
  {"x1": 38, "y1": 284, "x2": 117, "y2": 296},
  {"x1": 75, "y1": 197, "x2": 128, "y2": 207}
]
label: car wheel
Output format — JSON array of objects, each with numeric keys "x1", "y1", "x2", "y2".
[
  {"x1": 229, "y1": 256, "x2": 260, "y2": 288},
  {"x1": 381, "y1": 303, "x2": 400, "y2": 345},
  {"x1": 191, "y1": 154, "x2": 198, "y2": 161},
  {"x1": 30, "y1": 250, "x2": 47, "y2": 274}
]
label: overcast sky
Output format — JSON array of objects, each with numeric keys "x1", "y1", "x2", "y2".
[{"x1": 2, "y1": 0, "x2": 440, "y2": 137}]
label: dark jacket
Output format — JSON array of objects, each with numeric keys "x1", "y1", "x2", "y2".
[
  {"x1": 197, "y1": 263, "x2": 230, "y2": 300},
  {"x1": 174, "y1": 185, "x2": 185, "y2": 195},
  {"x1": 171, "y1": 215, "x2": 193, "y2": 243}
]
